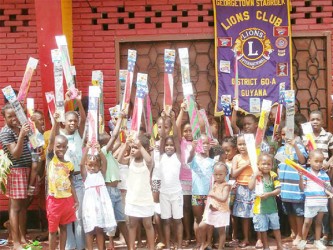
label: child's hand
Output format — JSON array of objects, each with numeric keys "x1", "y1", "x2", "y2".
[
  {"x1": 259, "y1": 193, "x2": 269, "y2": 200},
  {"x1": 73, "y1": 201, "x2": 79, "y2": 211},
  {"x1": 286, "y1": 138, "x2": 295, "y2": 147},
  {"x1": 20, "y1": 123, "x2": 30, "y2": 137},
  {"x1": 53, "y1": 111, "x2": 60, "y2": 122},
  {"x1": 75, "y1": 89, "x2": 82, "y2": 101},
  {"x1": 161, "y1": 110, "x2": 166, "y2": 119},
  {"x1": 192, "y1": 140, "x2": 198, "y2": 149},
  {"x1": 119, "y1": 111, "x2": 127, "y2": 119},
  {"x1": 181, "y1": 101, "x2": 188, "y2": 112},
  {"x1": 254, "y1": 170, "x2": 262, "y2": 177},
  {"x1": 94, "y1": 143, "x2": 101, "y2": 153},
  {"x1": 170, "y1": 110, "x2": 175, "y2": 120}
]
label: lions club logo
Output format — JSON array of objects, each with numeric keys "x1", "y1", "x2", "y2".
[{"x1": 231, "y1": 28, "x2": 274, "y2": 69}]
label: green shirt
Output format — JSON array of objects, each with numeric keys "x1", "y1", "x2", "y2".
[
  {"x1": 101, "y1": 146, "x2": 120, "y2": 183},
  {"x1": 253, "y1": 171, "x2": 280, "y2": 214}
]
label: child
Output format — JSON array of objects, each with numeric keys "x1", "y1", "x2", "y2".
[
  {"x1": 176, "y1": 100, "x2": 193, "y2": 246},
  {"x1": 46, "y1": 112, "x2": 78, "y2": 250},
  {"x1": 100, "y1": 112, "x2": 129, "y2": 249},
  {"x1": 198, "y1": 162, "x2": 231, "y2": 250},
  {"x1": 188, "y1": 133, "x2": 215, "y2": 248},
  {"x1": 0, "y1": 103, "x2": 32, "y2": 250},
  {"x1": 221, "y1": 136, "x2": 239, "y2": 246},
  {"x1": 80, "y1": 143, "x2": 117, "y2": 250},
  {"x1": 159, "y1": 111, "x2": 183, "y2": 249},
  {"x1": 248, "y1": 153, "x2": 285, "y2": 250},
  {"x1": 231, "y1": 134, "x2": 253, "y2": 248},
  {"x1": 297, "y1": 149, "x2": 332, "y2": 250},
  {"x1": 125, "y1": 134, "x2": 155, "y2": 250},
  {"x1": 60, "y1": 90, "x2": 86, "y2": 250},
  {"x1": 307, "y1": 110, "x2": 333, "y2": 246},
  {"x1": 277, "y1": 124, "x2": 308, "y2": 246}
]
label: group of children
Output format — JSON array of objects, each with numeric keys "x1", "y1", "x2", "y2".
[{"x1": 1, "y1": 90, "x2": 333, "y2": 250}]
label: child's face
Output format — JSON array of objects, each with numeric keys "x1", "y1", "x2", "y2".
[
  {"x1": 183, "y1": 124, "x2": 193, "y2": 141},
  {"x1": 237, "y1": 136, "x2": 247, "y2": 154},
  {"x1": 222, "y1": 142, "x2": 237, "y2": 161},
  {"x1": 214, "y1": 165, "x2": 227, "y2": 183},
  {"x1": 201, "y1": 135, "x2": 211, "y2": 153},
  {"x1": 165, "y1": 137, "x2": 175, "y2": 156},
  {"x1": 34, "y1": 113, "x2": 45, "y2": 133},
  {"x1": 280, "y1": 127, "x2": 286, "y2": 142},
  {"x1": 243, "y1": 117, "x2": 258, "y2": 134},
  {"x1": 130, "y1": 142, "x2": 141, "y2": 158},
  {"x1": 157, "y1": 118, "x2": 171, "y2": 137},
  {"x1": 86, "y1": 158, "x2": 100, "y2": 174},
  {"x1": 309, "y1": 113, "x2": 322, "y2": 131},
  {"x1": 258, "y1": 155, "x2": 273, "y2": 174},
  {"x1": 269, "y1": 105, "x2": 278, "y2": 125},
  {"x1": 54, "y1": 138, "x2": 68, "y2": 159},
  {"x1": 64, "y1": 113, "x2": 79, "y2": 133},
  {"x1": 4, "y1": 108, "x2": 19, "y2": 128},
  {"x1": 309, "y1": 152, "x2": 324, "y2": 171}
]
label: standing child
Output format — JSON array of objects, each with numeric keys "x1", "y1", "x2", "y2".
[
  {"x1": 248, "y1": 153, "x2": 285, "y2": 250},
  {"x1": 198, "y1": 162, "x2": 231, "y2": 250},
  {"x1": 231, "y1": 134, "x2": 253, "y2": 248},
  {"x1": 59, "y1": 90, "x2": 86, "y2": 250},
  {"x1": 125, "y1": 134, "x2": 155, "y2": 250},
  {"x1": 46, "y1": 112, "x2": 78, "y2": 250},
  {"x1": 187, "y1": 134, "x2": 215, "y2": 248},
  {"x1": 0, "y1": 103, "x2": 32, "y2": 250},
  {"x1": 159, "y1": 111, "x2": 183, "y2": 249},
  {"x1": 221, "y1": 136, "x2": 239, "y2": 246},
  {"x1": 277, "y1": 124, "x2": 308, "y2": 246},
  {"x1": 176, "y1": 100, "x2": 193, "y2": 246},
  {"x1": 80, "y1": 143, "x2": 117, "y2": 250},
  {"x1": 297, "y1": 149, "x2": 332, "y2": 250}
]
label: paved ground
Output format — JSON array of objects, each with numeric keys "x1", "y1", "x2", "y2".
[{"x1": 1, "y1": 230, "x2": 333, "y2": 249}]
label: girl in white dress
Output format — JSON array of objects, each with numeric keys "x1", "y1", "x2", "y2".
[{"x1": 80, "y1": 143, "x2": 117, "y2": 250}]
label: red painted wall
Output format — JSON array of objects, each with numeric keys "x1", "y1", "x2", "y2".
[{"x1": 0, "y1": 0, "x2": 333, "y2": 128}]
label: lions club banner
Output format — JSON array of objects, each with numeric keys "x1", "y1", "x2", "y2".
[{"x1": 213, "y1": 0, "x2": 292, "y2": 115}]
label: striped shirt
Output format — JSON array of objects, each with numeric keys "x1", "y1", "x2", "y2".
[
  {"x1": 277, "y1": 143, "x2": 308, "y2": 202},
  {"x1": 303, "y1": 168, "x2": 330, "y2": 207},
  {"x1": 0, "y1": 125, "x2": 32, "y2": 168},
  {"x1": 303, "y1": 128, "x2": 333, "y2": 160}
]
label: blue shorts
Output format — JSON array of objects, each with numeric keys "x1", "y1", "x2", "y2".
[
  {"x1": 253, "y1": 213, "x2": 280, "y2": 232},
  {"x1": 282, "y1": 201, "x2": 304, "y2": 216},
  {"x1": 106, "y1": 186, "x2": 125, "y2": 222}
]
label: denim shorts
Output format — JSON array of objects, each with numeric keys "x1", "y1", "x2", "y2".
[
  {"x1": 282, "y1": 201, "x2": 304, "y2": 216},
  {"x1": 253, "y1": 212, "x2": 280, "y2": 232},
  {"x1": 106, "y1": 186, "x2": 125, "y2": 222}
]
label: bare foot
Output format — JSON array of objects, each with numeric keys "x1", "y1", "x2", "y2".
[{"x1": 13, "y1": 242, "x2": 23, "y2": 250}]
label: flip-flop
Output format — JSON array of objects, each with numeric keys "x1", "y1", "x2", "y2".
[
  {"x1": 0, "y1": 239, "x2": 8, "y2": 246},
  {"x1": 239, "y1": 241, "x2": 250, "y2": 248},
  {"x1": 226, "y1": 239, "x2": 239, "y2": 247}
]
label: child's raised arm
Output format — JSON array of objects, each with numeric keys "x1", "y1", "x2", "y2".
[
  {"x1": 47, "y1": 112, "x2": 61, "y2": 154},
  {"x1": 137, "y1": 139, "x2": 153, "y2": 171},
  {"x1": 116, "y1": 139, "x2": 131, "y2": 165},
  {"x1": 187, "y1": 140, "x2": 198, "y2": 164},
  {"x1": 106, "y1": 112, "x2": 125, "y2": 153},
  {"x1": 80, "y1": 145, "x2": 89, "y2": 180},
  {"x1": 98, "y1": 145, "x2": 107, "y2": 177},
  {"x1": 159, "y1": 111, "x2": 167, "y2": 155},
  {"x1": 231, "y1": 100, "x2": 241, "y2": 134},
  {"x1": 171, "y1": 111, "x2": 181, "y2": 160},
  {"x1": 176, "y1": 100, "x2": 187, "y2": 142}
]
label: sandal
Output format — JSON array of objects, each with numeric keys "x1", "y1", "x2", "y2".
[
  {"x1": 0, "y1": 239, "x2": 8, "y2": 246},
  {"x1": 328, "y1": 240, "x2": 333, "y2": 246},
  {"x1": 239, "y1": 241, "x2": 250, "y2": 248}
]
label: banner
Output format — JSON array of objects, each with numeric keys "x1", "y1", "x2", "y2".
[{"x1": 213, "y1": 0, "x2": 292, "y2": 115}]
